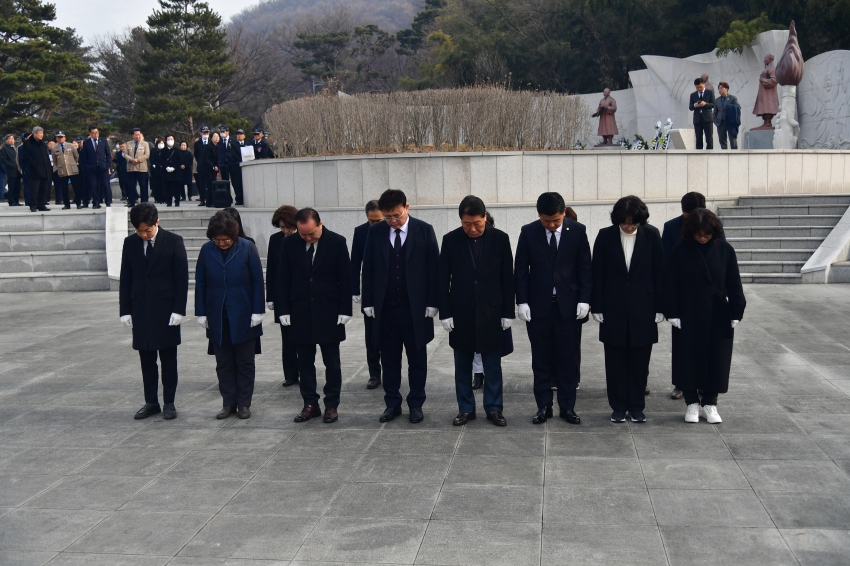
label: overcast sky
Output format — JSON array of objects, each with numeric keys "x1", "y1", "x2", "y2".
[{"x1": 52, "y1": 0, "x2": 263, "y2": 44}]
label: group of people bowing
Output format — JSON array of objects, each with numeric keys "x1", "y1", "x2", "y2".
[{"x1": 118, "y1": 189, "x2": 745, "y2": 427}]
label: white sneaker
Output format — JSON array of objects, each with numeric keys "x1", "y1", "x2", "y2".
[
  {"x1": 700, "y1": 405, "x2": 722, "y2": 424},
  {"x1": 685, "y1": 403, "x2": 700, "y2": 423}
]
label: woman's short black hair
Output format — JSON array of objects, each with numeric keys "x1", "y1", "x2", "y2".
[
  {"x1": 682, "y1": 208, "x2": 724, "y2": 240},
  {"x1": 295, "y1": 207, "x2": 321, "y2": 225},
  {"x1": 610, "y1": 195, "x2": 649, "y2": 226},
  {"x1": 378, "y1": 189, "x2": 407, "y2": 211},
  {"x1": 206, "y1": 212, "x2": 240, "y2": 240},
  {"x1": 271, "y1": 205, "x2": 297, "y2": 228},
  {"x1": 222, "y1": 207, "x2": 247, "y2": 238},
  {"x1": 485, "y1": 211, "x2": 495, "y2": 227},
  {"x1": 458, "y1": 195, "x2": 486, "y2": 218},
  {"x1": 130, "y1": 203, "x2": 158, "y2": 228},
  {"x1": 536, "y1": 192, "x2": 566, "y2": 216},
  {"x1": 564, "y1": 207, "x2": 577, "y2": 221}
]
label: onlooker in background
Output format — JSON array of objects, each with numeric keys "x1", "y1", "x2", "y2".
[
  {"x1": 51, "y1": 131, "x2": 79, "y2": 210},
  {"x1": 47, "y1": 139, "x2": 61, "y2": 206},
  {"x1": 150, "y1": 136, "x2": 164, "y2": 204},
  {"x1": 161, "y1": 135, "x2": 183, "y2": 207},
  {"x1": 74, "y1": 135, "x2": 90, "y2": 208},
  {"x1": 252, "y1": 127, "x2": 275, "y2": 159},
  {"x1": 126, "y1": 128, "x2": 151, "y2": 207},
  {"x1": 714, "y1": 82, "x2": 740, "y2": 150},
  {"x1": 1, "y1": 134, "x2": 21, "y2": 206},
  {"x1": 266, "y1": 205, "x2": 300, "y2": 387},
  {"x1": 19, "y1": 126, "x2": 51, "y2": 212},
  {"x1": 179, "y1": 141, "x2": 193, "y2": 202},
  {"x1": 113, "y1": 141, "x2": 129, "y2": 203},
  {"x1": 689, "y1": 78, "x2": 715, "y2": 150},
  {"x1": 0, "y1": 136, "x2": 7, "y2": 204},
  {"x1": 701, "y1": 73, "x2": 714, "y2": 93},
  {"x1": 79, "y1": 125, "x2": 112, "y2": 208},
  {"x1": 19, "y1": 132, "x2": 32, "y2": 208},
  {"x1": 218, "y1": 125, "x2": 244, "y2": 206},
  {"x1": 194, "y1": 126, "x2": 216, "y2": 207}
]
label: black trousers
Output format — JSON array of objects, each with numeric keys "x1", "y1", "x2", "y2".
[
  {"x1": 128, "y1": 171, "x2": 148, "y2": 204},
  {"x1": 150, "y1": 174, "x2": 163, "y2": 202},
  {"x1": 198, "y1": 172, "x2": 214, "y2": 205},
  {"x1": 528, "y1": 302, "x2": 578, "y2": 410},
  {"x1": 684, "y1": 389, "x2": 718, "y2": 406},
  {"x1": 72, "y1": 174, "x2": 89, "y2": 206},
  {"x1": 88, "y1": 169, "x2": 111, "y2": 205},
  {"x1": 229, "y1": 166, "x2": 244, "y2": 205},
  {"x1": 576, "y1": 324, "x2": 582, "y2": 384},
  {"x1": 694, "y1": 121, "x2": 713, "y2": 150},
  {"x1": 139, "y1": 347, "x2": 178, "y2": 405},
  {"x1": 279, "y1": 324, "x2": 299, "y2": 382},
  {"x1": 364, "y1": 315, "x2": 382, "y2": 380},
  {"x1": 166, "y1": 181, "x2": 183, "y2": 206},
  {"x1": 296, "y1": 342, "x2": 342, "y2": 408},
  {"x1": 53, "y1": 172, "x2": 64, "y2": 204},
  {"x1": 604, "y1": 344, "x2": 652, "y2": 413},
  {"x1": 27, "y1": 177, "x2": 50, "y2": 209},
  {"x1": 7, "y1": 175, "x2": 20, "y2": 204},
  {"x1": 214, "y1": 339, "x2": 256, "y2": 408},
  {"x1": 716, "y1": 123, "x2": 737, "y2": 150},
  {"x1": 380, "y1": 304, "x2": 427, "y2": 409}
]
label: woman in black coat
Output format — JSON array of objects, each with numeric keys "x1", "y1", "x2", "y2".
[
  {"x1": 160, "y1": 135, "x2": 183, "y2": 207},
  {"x1": 664, "y1": 208, "x2": 746, "y2": 424},
  {"x1": 266, "y1": 205, "x2": 299, "y2": 387},
  {"x1": 591, "y1": 196, "x2": 664, "y2": 423},
  {"x1": 179, "y1": 142, "x2": 193, "y2": 201}
]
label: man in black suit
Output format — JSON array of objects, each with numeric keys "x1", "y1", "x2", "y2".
[
  {"x1": 689, "y1": 77, "x2": 715, "y2": 150},
  {"x1": 194, "y1": 125, "x2": 216, "y2": 207},
  {"x1": 119, "y1": 203, "x2": 189, "y2": 420},
  {"x1": 278, "y1": 208, "x2": 352, "y2": 424},
  {"x1": 515, "y1": 192, "x2": 592, "y2": 425},
  {"x1": 217, "y1": 125, "x2": 244, "y2": 205},
  {"x1": 78, "y1": 125, "x2": 113, "y2": 208},
  {"x1": 252, "y1": 127, "x2": 275, "y2": 159},
  {"x1": 18, "y1": 126, "x2": 52, "y2": 212},
  {"x1": 351, "y1": 200, "x2": 385, "y2": 389},
  {"x1": 361, "y1": 189, "x2": 440, "y2": 424},
  {"x1": 1, "y1": 134, "x2": 21, "y2": 206},
  {"x1": 439, "y1": 196, "x2": 515, "y2": 427}
]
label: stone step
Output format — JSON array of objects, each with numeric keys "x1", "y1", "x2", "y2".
[
  {"x1": 0, "y1": 210, "x2": 105, "y2": 232},
  {"x1": 739, "y1": 273, "x2": 803, "y2": 284},
  {"x1": 733, "y1": 249, "x2": 815, "y2": 262},
  {"x1": 0, "y1": 250, "x2": 107, "y2": 273},
  {"x1": 737, "y1": 260, "x2": 805, "y2": 274},
  {"x1": 718, "y1": 204, "x2": 849, "y2": 216},
  {"x1": 737, "y1": 194, "x2": 850, "y2": 206},
  {"x1": 724, "y1": 226, "x2": 834, "y2": 238},
  {"x1": 828, "y1": 261, "x2": 850, "y2": 283},
  {"x1": 726, "y1": 237, "x2": 822, "y2": 250},
  {"x1": 720, "y1": 215, "x2": 843, "y2": 227},
  {"x1": 0, "y1": 270, "x2": 110, "y2": 292},
  {"x1": 0, "y1": 230, "x2": 106, "y2": 252}
]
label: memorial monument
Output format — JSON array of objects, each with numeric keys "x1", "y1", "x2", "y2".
[
  {"x1": 753, "y1": 54, "x2": 780, "y2": 129},
  {"x1": 773, "y1": 21, "x2": 804, "y2": 149},
  {"x1": 593, "y1": 88, "x2": 618, "y2": 146}
]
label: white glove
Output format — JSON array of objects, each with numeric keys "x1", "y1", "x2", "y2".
[
  {"x1": 279, "y1": 315, "x2": 291, "y2": 326},
  {"x1": 166, "y1": 167, "x2": 174, "y2": 173},
  {"x1": 517, "y1": 303, "x2": 531, "y2": 322},
  {"x1": 266, "y1": 302, "x2": 274, "y2": 311},
  {"x1": 501, "y1": 318, "x2": 512, "y2": 330},
  {"x1": 168, "y1": 313, "x2": 184, "y2": 326},
  {"x1": 592, "y1": 313, "x2": 604, "y2": 323},
  {"x1": 731, "y1": 320, "x2": 739, "y2": 329},
  {"x1": 250, "y1": 313, "x2": 264, "y2": 327},
  {"x1": 363, "y1": 307, "x2": 374, "y2": 318},
  {"x1": 197, "y1": 316, "x2": 208, "y2": 329},
  {"x1": 120, "y1": 314, "x2": 132, "y2": 328},
  {"x1": 441, "y1": 318, "x2": 454, "y2": 332},
  {"x1": 425, "y1": 307, "x2": 438, "y2": 318},
  {"x1": 337, "y1": 315, "x2": 351, "y2": 325},
  {"x1": 655, "y1": 313, "x2": 665, "y2": 323},
  {"x1": 668, "y1": 318, "x2": 681, "y2": 329},
  {"x1": 576, "y1": 303, "x2": 590, "y2": 319},
  {"x1": 352, "y1": 295, "x2": 361, "y2": 304}
]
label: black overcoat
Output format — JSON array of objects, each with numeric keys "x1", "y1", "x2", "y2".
[
  {"x1": 119, "y1": 228, "x2": 189, "y2": 351},
  {"x1": 278, "y1": 229, "x2": 352, "y2": 345},
  {"x1": 361, "y1": 216, "x2": 439, "y2": 351},
  {"x1": 591, "y1": 224, "x2": 664, "y2": 348},
  {"x1": 663, "y1": 239, "x2": 746, "y2": 394},
  {"x1": 438, "y1": 226, "x2": 515, "y2": 353},
  {"x1": 266, "y1": 230, "x2": 286, "y2": 323}
]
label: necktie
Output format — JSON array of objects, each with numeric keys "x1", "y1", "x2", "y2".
[
  {"x1": 145, "y1": 240, "x2": 153, "y2": 265},
  {"x1": 306, "y1": 243, "x2": 314, "y2": 265},
  {"x1": 394, "y1": 229, "x2": 401, "y2": 252},
  {"x1": 134, "y1": 141, "x2": 138, "y2": 155},
  {"x1": 549, "y1": 231, "x2": 558, "y2": 255},
  {"x1": 60, "y1": 144, "x2": 64, "y2": 152}
]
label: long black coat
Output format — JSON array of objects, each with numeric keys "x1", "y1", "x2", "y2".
[
  {"x1": 361, "y1": 216, "x2": 439, "y2": 351},
  {"x1": 591, "y1": 224, "x2": 664, "y2": 348},
  {"x1": 19, "y1": 136, "x2": 52, "y2": 179},
  {"x1": 266, "y1": 230, "x2": 286, "y2": 323},
  {"x1": 664, "y1": 239, "x2": 746, "y2": 394},
  {"x1": 194, "y1": 139, "x2": 217, "y2": 175},
  {"x1": 438, "y1": 226, "x2": 515, "y2": 353},
  {"x1": 160, "y1": 147, "x2": 182, "y2": 182},
  {"x1": 278, "y1": 229, "x2": 352, "y2": 345},
  {"x1": 662, "y1": 215, "x2": 726, "y2": 264},
  {"x1": 350, "y1": 221, "x2": 369, "y2": 296},
  {"x1": 119, "y1": 228, "x2": 189, "y2": 351}
]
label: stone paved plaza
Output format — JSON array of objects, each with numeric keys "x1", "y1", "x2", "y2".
[{"x1": 1, "y1": 285, "x2": 850, "y2": 565}]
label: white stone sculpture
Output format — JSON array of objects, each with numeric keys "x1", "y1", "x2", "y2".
[
  {"x1": 773, "y1": 87, "x2": 800, "y2": 149},
  {"x1": 797, "y1": 50, "x2": 850, "y2": 149}
]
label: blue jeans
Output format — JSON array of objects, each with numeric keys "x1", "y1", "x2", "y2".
[{"x1": 454, "y1": 350, "x2": 503, "y2": 414}]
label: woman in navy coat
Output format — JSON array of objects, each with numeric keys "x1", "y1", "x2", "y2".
[{"x1": 195, "y1": 212, "x2": 265, "y2": 419}]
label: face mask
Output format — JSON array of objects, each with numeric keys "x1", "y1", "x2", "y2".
[
  {"x1": 115, "y1": 144, "x2": 120, "y2": 150},
  {"x1": 166, "y1": 140, "x2": 174, "y2": 148},
  {"x1": 201, "y1": 135, "x2": 209, "y2": 140},
  {"x1": 157, "y1": 143, "x2": 164, "y2": 149}
]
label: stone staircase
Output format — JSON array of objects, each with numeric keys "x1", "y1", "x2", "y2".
[
  {"x1": 717, "y1": 195, "x2": 850, "y2": 284},
  {"x1": 0, "y1": 210, "x2": 109, "y2": 292}
]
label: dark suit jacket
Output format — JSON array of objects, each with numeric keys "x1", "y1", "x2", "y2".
[
  {"x1": 438, "y1": 226, "x2": 515, "y2": 354},
  {"x1": 361, "y1": 216, "x2": 439, "y2": 351},
  {"x1": 714, "y1": 94, "x2": 739, "y2": 126},
  {"x1": 79, "y1": 137, "x2": 111, "y2": 172},
  {"x1": 195, "y1": 238, "x2": 265, "y2": 346},
  {"x1": 0, "y1": 145, "x2": 18, "y2": 177},
  {"x1": 662, "y1": 215, "x2": 726, "y2": 264},
  {"x1": 253, "y1": 138, "x2": 274, "y2": 159},
  {"x1": 514, "y1": 219, "x2": 592, "y2": 320},
  {"x1": 19, "y1": 137, "x2": 52, "y2": 179},
  {"x1": 278, "y1": 229, "x2": 352, "y2": 344},
  {"x1": 350, "y1": 222, "x2": 370, "y2": 296},
  {"x1": 591, "y1": 224, "x2": 664, "y2": 348},
  {"x1": 266, "y1": 230, "x2": 286, "y2": 323},
  {"x1": 119, "y1": 228, "x2": 189, "y2": 351},
  {"x1": 689, "y1": 90, "x2": 715, "y2": 124},
  {"x1": 113, "y1": 150, "x2": 127, "y2": 174},
  {"x1": 194, "y1": 139, "x2": 217, "y2": 174},
  {"x1": 218, "y1": 137, "x2": 241, "y2": 169}
]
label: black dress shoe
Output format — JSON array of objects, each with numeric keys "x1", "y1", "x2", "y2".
[
  {"x1": 198, "y1": 201, "x2": 206, "y2": 206},
  {"x1": 379, "y1": 406, "x2": 402, "y2": 422},
  {"x1": 645, "y1": 386, "x2": 650, "y2": 395},
  {"x1": 409, "y1": 407, "x2": 424, "y2": 424},
  {"x1": 38, "y1": 206, "x2": 50, "y2": 211},
  {"x1": 532, "y1": 408, "x2": 548, "y2": 425},
  {"x1": 453, "y1": 412, "x2": 476, "y2": 426},
  {"x1": 30, "y1": 207, "x2": 37, "y2": 212},
  {"x1": 134, "y1": 403, "x2": 161, "y2": 420},
  {"x1": 162, "y1": 403, "x2": 177, "y2": 420},
  {"x1": 216, "y1": 406, "x2": 235, "y2": 419},
  {"x1": 92, "y1": 204, "x2": 102, "y2": 209},
  {"x1": 281, "y1": 378, "x2": 299, "y2": 387},
  {"x1": 560, "y1": 409, "x2": 581, "y2": 425},
  {"x1": 366, "y1": 376, "x2": 381, "y2": 389},
  {"x1": 472, "y1": 373, "x2": 484, "y2": 390},
  {"x1": 487, "y1": 411, "x2": 507, "y2": 426},
  {"x1": 62, "y1": 205, "x2": 70, "y2": 210},
  {"x1": 237, "y1": 406, "x2": 251, "y2": 419}
]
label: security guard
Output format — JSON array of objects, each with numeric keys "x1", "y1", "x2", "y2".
[
  {"x1": 252, "y1": 127, "x2": 275, "y2": 159},
  {"x1": 50, "y1": 131, "x2": 80, "y2": 210},
  {"x1": 218, "y1": 124, "x2": 244, "y2": 205}
]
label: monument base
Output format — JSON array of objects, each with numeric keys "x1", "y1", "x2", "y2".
[
  {"x1": 592, "y1": 144, "x2": 623, "y2": 150},
  {"x1": 667, "y1": 129, "x2": 696, "y2": 150},
  {"x1": 744, "y1": 130, "x2": 775, "y2": 149}
]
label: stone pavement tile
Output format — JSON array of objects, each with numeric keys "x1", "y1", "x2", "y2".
[
  {"x1": 0, "y1": 475, "x2": 63, "y2": 507},
  {"x1": 455, "y1": 430, "x2": 545, "y2": 457},
  {"x1": 745, "y1": 364, "x2": 831, "y2": 381},
  {"x1": 541, "y1": 524, "x2": 667, "y2": 566},
  {"x1": 24, "y1": 475, "x2": 152, "y2": 511},
  {"x1": 0, "y1": 508, "x2": 108, "y2": 551},
  {"x1": 295, "y1": 517, "x2": 427, "y2": 563},
  {"x1": 65, "y1": 510, "x2": 212, "y2": 555},
  {"x1": 75, "y1": 448, "x2": 190, "y2": 477},
  {"x1": 634, "y1": 433, "x2": 732, "y2": 459},
  {"x1": 280, "y1": 429, "x2": 379, "y2": 455},
  {"x1": 739, "y1": 460, "x2": 850, "y2": 491},
  {"x1": 0, "y1": 551, "x2": 58, "y2": 566},
  {"x1": 350, "y1": 453, "x2": 451, "y2": 485},
  {"x1": 0, "y1": 448, "x2": 105, "y2": 476},
  {"x1": 178, "y1": 513, "x2": 315, "y2": 561},
  {"x1": 45, "y1": 554, "x2": 169, "y2": 565},
  {"x1": 544, "y1": 411, "x2": 632, "y2": 433},
  {"x1": 626, "y1": 413, "x2": 720, "y2": 434},
  {"x1": 810, "y1": 365, "x2": 850, "y2": 381},
  {"x1": 367, "y1": 431, "x2": 460, "y2": 455},
  {"x1": 119, "y1": 477, "x2": 246, "y2": 513},
  {"x1": 545, "y1": 456, "x2": 645, "y2": 488},
  {"x1": 327, "y1": 482, "x2": 441, "y2": 520},
  {"x1": 829, "y1": 379, "x2": 850, "y2": 396},
  {"x1": 712, "y1": 413, "x2": 806, "y2": 434},
  {"x1": 543, "y1": 487, "x2": 654, "y2": 525},
  {"x1": 444, "y1": 455, "x2": 543, "y2": 486},
  {"x1": 641, "y1": 459, "x2": 750, "y2": 489},
  {"x1": 758, "y1": 490, "x2": 850, "y2": 529},
  {"x1": 780, "y1": 529, "x2": 850, "y2": 566},
  {"x1": 222, "y1": 480, "x2": 342, "y2": 516},
  {"x1": 837, "y1": 460, "x2": 850, "y2": 475},
  {"x1": 0, "y1": 423, "x2": 68, "y2": 447},
  {"x1": 779, "y1": 396, "x2": 850, "y2": 413},
  {"x1": 415, "y1": 520, "x2": 540, "y2": 566},
  {"x1": 660, "y1": 526, "x2": 798, "y2": 566},
  {"x1": 255, "y1": 455, "x2": 356, "y2": 483},
  {"x1": 790, "y1": 413, "x2": 850, "y2": 435},
  {"x1": 119, "y1": 425, "x2": 219, "y2": 450},
  {"x1": 171, "y1": 559, "x2": 289, "y2": 566},
  {"x1": 650, "y1": 488, "x2": 773, "y2": 527},
  {"x1": 797, "y1": 353, "x2": 850, "y2": 366},
  {"x1": 37, "y1": 422, "x2": 143, "y2": 449},
  {"x1": 546, "y1": 432, "x2": 636, "y2": 458},
  {"x1": 720, "y1": 433, "x2": 829, "y2": 460},
  {"x1": 203, "y1": 428, "x2": 296, "y2": 451},
  {"x1": 165, "y1": 450, "x2": 275, "y2": 480},
  {"x1": 431, "y1": 484, "x2": 542, "y2": 522},
  {"x1": 733, "y1": 352, "x2": 806, "y2": 367}
]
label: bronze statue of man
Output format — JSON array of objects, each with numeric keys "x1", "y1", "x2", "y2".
[
  {"x1": 753, "y1": 54, "x2": 780, "y2": 129},
  {"x1": 593, "y1": 88, "x2": 618, "y2": 146}
]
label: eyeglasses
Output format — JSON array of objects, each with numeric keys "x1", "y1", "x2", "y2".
[
  {"x1": 619, "y1": 223, "x2": 638, "y2": 229},
  {"x1": 212, "y1": 237, "x2": 233, "y2": 245},
  {"x1": 135, "y1": 227, "x2": 156, "y2": 236},
  {"x1": 384, "y1": 214, "x2": 404, "y2": 221}
]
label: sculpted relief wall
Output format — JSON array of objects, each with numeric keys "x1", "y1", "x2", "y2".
[{"x1": 798, "y1": 50, "x2": 850, "y2": 149}]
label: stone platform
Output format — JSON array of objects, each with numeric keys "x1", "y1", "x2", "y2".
[{"x1": 1, "y1": 286, "x2": 849, "y2": 565}]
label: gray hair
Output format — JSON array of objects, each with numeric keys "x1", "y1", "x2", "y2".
[
  {"x1": 31, "y1": 126, "x2": 44, "y2": 134},
  {"x1": 4, "y1": 133, "x2": 13, "y2": 140}
]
